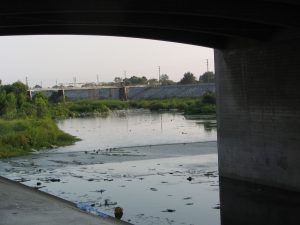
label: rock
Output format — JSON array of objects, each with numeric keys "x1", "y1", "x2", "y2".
[{"x1": 36, "y1": 182, "x2": 41, "y2": 186}]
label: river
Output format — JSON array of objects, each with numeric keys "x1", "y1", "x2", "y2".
[{"x1": 0, "y1": 110, "x2": 219, "y2": 225}]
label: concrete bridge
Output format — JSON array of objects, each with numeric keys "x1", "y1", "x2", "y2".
[
  {"x1": 30, "y1": 83, "x2": 215, "y2": 100},
  {"x1": 1, "y1": 0, "x2": 300, "y2": 196}
]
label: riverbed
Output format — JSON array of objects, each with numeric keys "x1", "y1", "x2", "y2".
[{"x1": 0, "y1": 110, "x2": 219, "y2": 225}]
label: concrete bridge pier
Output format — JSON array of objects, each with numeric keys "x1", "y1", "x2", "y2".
[{"x1": 216, "y1": 38, "x2": 300, "y2": 192}]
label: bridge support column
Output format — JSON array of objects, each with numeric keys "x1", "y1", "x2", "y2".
[
  {"x1": 215, "y1": 38, "x2": 300, "y2": 191},
  {"x1": 57, "y1": 89, "x2": 65, "y2": 101}
]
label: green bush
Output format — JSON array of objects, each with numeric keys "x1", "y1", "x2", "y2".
[{"x1": 0, "y1": 118, "x2": 78, "y2": 158}]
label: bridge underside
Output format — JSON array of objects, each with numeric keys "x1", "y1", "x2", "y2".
[{"x1": 1, "y1": 0, "x2": 300, "y2": 191}]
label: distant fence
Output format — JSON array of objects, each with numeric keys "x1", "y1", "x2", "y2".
[{"x1": 30, "y1": 83, "x2": 215, "y2": 100}]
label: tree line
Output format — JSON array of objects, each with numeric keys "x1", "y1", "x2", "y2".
[{"x1": 113, "y1": 71, "x2": 215, "y2": 86}]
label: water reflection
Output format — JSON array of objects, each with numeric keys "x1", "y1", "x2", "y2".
[
  {"x1": 220, "y1": 177, "x2": 300, "y2": 225},
  {"x1": 56, "y1": 110, "x2": 217, "y2": 152}
]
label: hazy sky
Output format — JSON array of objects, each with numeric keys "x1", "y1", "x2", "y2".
[{"x1": 0, "y1": 35, "x2": 214, "y2": 87}]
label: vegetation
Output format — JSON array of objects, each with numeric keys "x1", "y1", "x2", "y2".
[
  {"x1": 0, "y1": 81, "x2": 78, "y2": 158},
  {"x1": 178, "y1": 72, "x2": 198, "y2": 85},
  {"x1": 0, "y1": 80, "x2": 216, "y2": 158},
  {"x1": 160, "y1": 74, "x2": 176, "y2": 86},
  {"x1": 50, "y1": 92, "x2": 216, "y2": 118},
  {"x1": 199, "y1": 71, "x2": 215, "y2": 83},
  {"x1": 123, "y1": 76, "x2": 148, "y2": 85},
  {"x1": 0, "y1": 118, "x2": 78, "y2": 158}
]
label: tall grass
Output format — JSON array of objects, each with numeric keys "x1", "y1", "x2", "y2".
[
  {"x1": 50, "y1": 97, "x2": 216, "y2": 118},
  {"x1": 0, "y1": 118, "x2": 79, "y2": 158}
]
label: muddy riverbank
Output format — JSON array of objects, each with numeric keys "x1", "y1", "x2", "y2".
[{"x1": 0, "y1": 142, "x2": 219, "y2": 225}]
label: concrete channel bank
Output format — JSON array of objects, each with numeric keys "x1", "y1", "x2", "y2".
[{"x1": 0, "y1": 176, "x2": 132, "y2": 225}]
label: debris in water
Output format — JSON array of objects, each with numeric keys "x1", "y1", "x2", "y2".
[
  {"x1": 49, "y1": 178, "x2": 60, "y2": 182},
  {"x1": 186, "y1": 203, "x2": 194, "y2": 205},
  {"x1": 183, "y1": 197, "x2": 192, "y2": 200},
  {"x1": 76, "y1": 202, "x2": 108, "y2": 218},
  {"x1": 150, "y1": 188, "x2": 158, "y2": 191},
  {"x1": 104, "y1": 178, "x2": 113, "y2": 181},
  {"x1": 161, "y1": 209, "x2": 176, "y2": 213},
  {"x1": 102, "y1": 199, "x2": 117, "y2": 207},
  {"x1": 99, "y1": 189, "x2": 105, "y2": 193}
]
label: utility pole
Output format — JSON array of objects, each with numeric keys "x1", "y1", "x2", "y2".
[
  {"x1": 25, "y1": 76, "x2": 29, "y2": 87},
  {"x1": 124, "y1": 70, "x2": 127, "y2": 79},
  {"x1": 206, "y1": 59, "x2": 209, "y2": 72},
  {"x1": 97, "y1": 74, "x2": 99, "y2": 84},
  {"x1": 158, "y1": 66, "x2": 161, "y2": 84}
]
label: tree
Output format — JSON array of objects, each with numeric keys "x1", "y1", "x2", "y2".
[
  {"x1": 199, "y1": 72, "x2": 215, "y2": 83},
  {"x1": 33, "y1": 92, "x2": 49, "y2": 118},
  {"x1": 148, "y1": 78, "x2": 159, "y2": 85},
  {"x1": 5, "y1": 93, "x2": 17, "y2": 119},
  {"x1": 160, "y1": 74, "x2": 169, "y2": 82},
  {"x1": 159, "y1": 74, "x2": 175, "y2": 85},
  {"x1": 124, "y1": 76, "x2": 148, "y2": 85},
  {"x1": 3, "y1": 81, "x2": 28, "y2": 109},
  {"x1": 33, "y1": 84, "x2": 42, "y2": 89},
  {"x1": 179, "y1": 72, "x2": 198, "y2": 85},
  {"x1": 11, "y1": 81, "x2": 28, "y2": 95},
  {"x1": 114, "y1": 77, "x2": 123, "y2": 83},
  {"x1": 0, "y1": 88, "x2": 7, "y2": 116}
]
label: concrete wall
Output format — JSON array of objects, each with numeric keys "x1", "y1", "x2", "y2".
[
  {"x1": 128, "y1": 84, "x2": 215, "y2": 99},
  {"x1": 215, "y1": 38, "x2": 300, "y2": 191},
  {"x1": 31, "y1": 84, "x2": 215, "y2": 100}
]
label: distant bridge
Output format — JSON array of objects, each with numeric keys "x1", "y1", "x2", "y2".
[{"x1": 29, "y1": 83, "x2": 215, "y2": 100}]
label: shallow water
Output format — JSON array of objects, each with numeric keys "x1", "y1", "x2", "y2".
[
  {"x1": 55, "y1": 110, "x2": 217, "y2": 152},
  {"x1": 0, "y1": 110, "x2": 219, "y2": 225}
]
